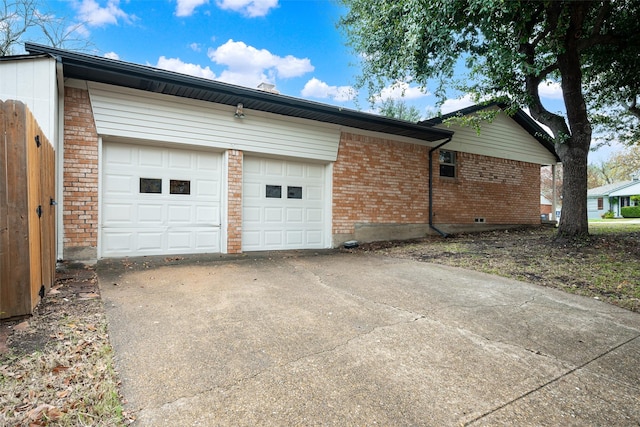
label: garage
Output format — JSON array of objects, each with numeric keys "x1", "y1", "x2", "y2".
[
  {"x1": 101, "y1": 142, "x2": 222, "y2": 257},
  {"x1": 242, "y1": 156, "x2": 329, "y2": 251}
]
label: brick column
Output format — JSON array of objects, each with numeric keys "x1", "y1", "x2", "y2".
[
  {"x1": 227, "y1": 149, "x2": 243, "y2": 253},
  {"x1": 63, "y1": 87, "x2": 99, "y2": 260}
]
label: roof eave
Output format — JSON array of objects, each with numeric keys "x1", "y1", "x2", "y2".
[{"x1": 24, "y1": 42, "x2": 453, "y2": 143}]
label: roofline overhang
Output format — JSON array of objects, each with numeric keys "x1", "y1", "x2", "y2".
[{"x1": 24, "y1": 42, "x2": 453, "y2": 143}]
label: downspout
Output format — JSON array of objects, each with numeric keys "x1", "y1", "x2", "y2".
[{"x1": 428, "y1": 137, "x2": 453, "y2": 237}]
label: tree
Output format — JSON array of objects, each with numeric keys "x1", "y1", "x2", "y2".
[
  {"x1": 378, "y1": 98, "x2": 422, "y2": 122},
  {"x1": 608, "y1": 145, "x2": 640, "y2": 179},
  {"x1": 1, "y1": 0, "x2": 88, "y2": 56},
  {"x1": 339, "y1": 0, "x2": 640, "y2": 238}
]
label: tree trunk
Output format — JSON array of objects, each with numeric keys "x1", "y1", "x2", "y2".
[{"x1": 556, "y1": 140, "x2": 589, "y2": 237}]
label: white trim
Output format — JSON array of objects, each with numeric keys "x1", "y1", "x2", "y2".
[
  {"x1": 221, "y1": 150, "x2": 230, "y2": 254},
  {"x1": 97, "y1": 136, "x2": 103, "y2": 259},
  {"x1": 325, "y1": 162, "x2": 334, "y2": 248}
]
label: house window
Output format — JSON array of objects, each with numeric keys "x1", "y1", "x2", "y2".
[
  {"x1": 266, "y1": 185, "x2": 282, "y2": 198},
  {"x1": 597, "y1": 197, "x2": 603, "y2": 210},
  {"x1": 140, "y1": 178, "x2": 162, "y2": 194},
  {"x1": 439, "y1": 150, "x2": 456, "y2": 178}
]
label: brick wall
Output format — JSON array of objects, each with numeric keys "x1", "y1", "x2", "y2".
[
  {"x1": 63, "y1": 87, "x2": 99, "y2": 259},
  {"x1": 333, "y1": 132, "x2": 430, "y2": 235},
  {"x1": 227, "y1": 149, "x2": 243, "y2": 253},
  {"x1": 432, "y1": 151, "x2": 540, "y2": 225},
  {"x1": 332, "y1": 133, "x2": 541, "y2": 239}
]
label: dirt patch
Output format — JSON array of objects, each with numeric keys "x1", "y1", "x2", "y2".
[{"x1": 354, "y1": 226, "x2": 640, "y2": 312}]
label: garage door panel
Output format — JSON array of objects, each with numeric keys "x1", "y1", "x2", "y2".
[
  {"x1": 287, "y1": 163, "x2": 304, "y2": 177},
  {"x1": 243, "y1": 156, "x2": 327, "y2": 251},
  {"x1": 306, "y1": 186, "x2": 323, "y2": 201},
  {"x1": 265, "y1": 207, "x2": 283, "y2": 222},
  {"x1": 264, "y1": 231, "x2": 283, "y2": 246},
  {"x1": 138, "y1": 204, "x2": 164, "y2": 223},
  {"x1": 286, "y1": 231, "x2": 303, "y2": 245},
  {"x1": 103, "y1": 204, "x2": 132, "y2": 222},
  {"x1": 104, "y1": 174, "x2": 133, "y2": 194},
  {"x1": 138, "y1": 232, "x2": 164, "y2": 251},
  {"x1": 196, "y1": 180, "x2": 219, "y2": 197},
  {"x1": 306, "y1": 231, "x2": 322, "y2": 245},
  {"x1": 195, "y1": 230, "x2": 220, "y2": 249},
  {"x1": 167, "y1": 231, "x2": 192, "y2": 250},
  {"x1": 286, "y1": 208, "x2": 303, "y2": 222},
  {"x1": 102, "y1": 231, "x2": 134, "y2": 253},
  {"x1": 265, "y1": 160, "x2": 284, "y2": 176},
  {"x1": 168, "y1": 151, "x2": 192, "y2": 169},
  {"x1": 168, "y1": 205, "x2": 191, "y2": 223},
  {"x1": 196, "y1": 206, "x2": 218, "y2": 224},
  {"x1": 139, "y1": 148, "x2": 163, "y2": 167},
  {"x1": 102, "y1": 142, "x2": 222, "y2": 257}
]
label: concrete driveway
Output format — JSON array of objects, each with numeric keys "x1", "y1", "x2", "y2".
[{"x1": 97, "y1": 252, "x2": 640, "y2": 426}]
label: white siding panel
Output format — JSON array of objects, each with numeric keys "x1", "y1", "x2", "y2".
[
  {"x1": 0, "y1": 57, "x2": 57, "y2": 141},
  {"x1": 87, "y1": 82, "x2": 341, "y2": 162},
  {"x1": 435, "y1": 109, "x2": 557, "y2": 165}
]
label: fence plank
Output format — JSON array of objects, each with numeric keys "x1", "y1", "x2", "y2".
[
  {"x1": 0, "y1": 101, "x2": 9, "y2": 317},
  {"x1": 1, "y1": 101, "x2": 31, "y2": 317}
]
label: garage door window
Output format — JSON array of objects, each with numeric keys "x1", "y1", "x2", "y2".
[
  {"x1": 170, "y1": 179, "x2": 191, "y2": 195},
  {"x1": 266, "y1": 185, "x2": 282, "y2": 198},
  {"x1": 140, "y1": 178, "x2": 162, "y2": 194},
  {"x1": 287, "y1": 186, "x2": 302, "y2": 199}
]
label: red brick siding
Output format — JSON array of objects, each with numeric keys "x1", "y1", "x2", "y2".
[
  {"x1": 333, "y1": 132, "x2": 430, "y2": 235},
  {"x1": 227, "y1": 149, "x2": 243, "y2": 253},
  {"x1": 63, "y1": 87, "x2": 99, "y2": 251},
  {"x1": 332, "y1": 133, "x2": 541, "y2": 236},
  {"x1": 432, "y1": 151, "x2": 540, "y2": 224}
]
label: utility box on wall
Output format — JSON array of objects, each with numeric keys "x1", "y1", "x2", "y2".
[{"x1": 0, "y1": 100, "x2": 56, "y2": 319}]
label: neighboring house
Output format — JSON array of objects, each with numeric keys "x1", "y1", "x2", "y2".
[
  {"x1": 587, "y1": 177, "x2": 640, "y2": 219},
  {"x1": 0, "y1": 43, "x2": 559, "y2": 261}
]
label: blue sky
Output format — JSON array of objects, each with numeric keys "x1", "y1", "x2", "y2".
[{"x1": 22, "y1": 0, "x2": 620, "y2": 162}]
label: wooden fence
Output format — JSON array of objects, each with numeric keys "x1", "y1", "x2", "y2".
[{"x1": 1, "y1": 100, "x2": 56, "y2": 319}]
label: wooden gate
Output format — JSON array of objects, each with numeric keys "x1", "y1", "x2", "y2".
[{"x1": 0, "y1": 100, "x2": 56, "y2": 319}]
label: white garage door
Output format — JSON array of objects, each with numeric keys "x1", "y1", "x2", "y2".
[
  {"x1": 243, "y1": 157, "x2": 328, "y2": 251},
  {"x1": 101, "y1": 142, "x2": 222, "y2": 257}
]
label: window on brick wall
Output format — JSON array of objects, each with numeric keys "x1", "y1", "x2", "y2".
[{"x1": 439, "y1": 150, "x2": 456, "y2": 178}]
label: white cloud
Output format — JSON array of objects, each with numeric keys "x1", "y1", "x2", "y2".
[
  {"x1": 208, "y1": 39, "x2": 313, "y2": 87},
  {"x1": 538, "y1": 80, "x2": 563, "y2": 99},
  {"x1": 301, "y1": 78, "x2": 356, "y2": 102},
  {"x1": 103, "y1": 51, "x2": 120, "y2": 60},
  {"x1": 216, "y1": 0, "x2": 278, "y2": 17},
  {"x1": 189, "y1": 42, "x2": 202, "y2": 52},
  {"x1": 175, "y1": 0, "x2": 208, "y2": 17},
  {"x1": 375, "y1": 82, "x2": 429, "y2": 102},
  {"x1": 154, "y1": 56, "x2": 216, "y2": 80},
  {"x1": 74, "y1": 0, "x2": 131, "y2": 27},
  {"x1": 440, "y1": 94, "x2": 477, "y2": 114}
]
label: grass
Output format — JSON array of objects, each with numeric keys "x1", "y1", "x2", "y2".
[
  {"x1": 364, "y1": 222, "x2": 640, "y2": 312},
  {"x1": 0, "y1": 264, "x2": 131, "y2": 426}
]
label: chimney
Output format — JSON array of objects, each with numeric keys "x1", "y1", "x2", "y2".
[{"x1": 257, "y1": 82, "x2": 279, "y2": 94}]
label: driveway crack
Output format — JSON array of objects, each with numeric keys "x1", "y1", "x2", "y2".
[{"x1": 464, "y1": 333, "x2": 640, "y2": 426}]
